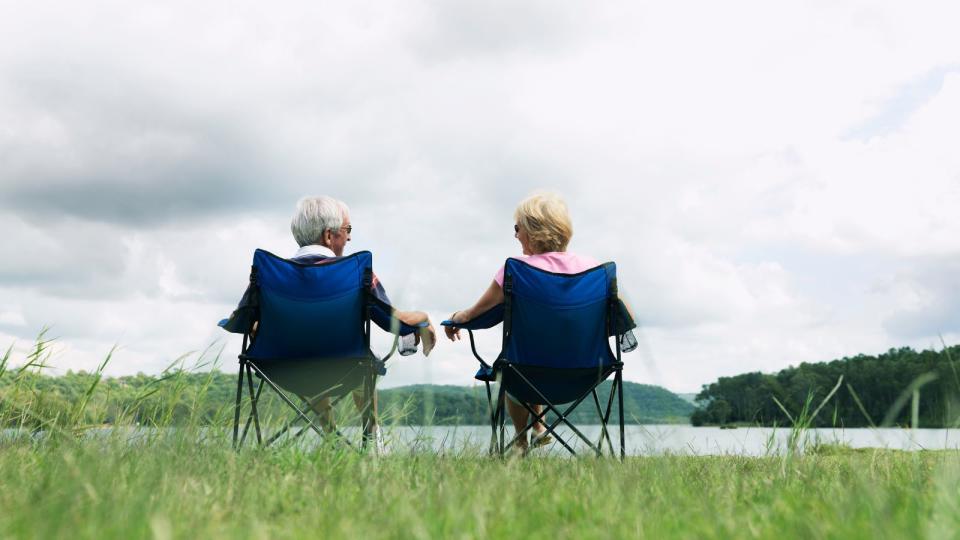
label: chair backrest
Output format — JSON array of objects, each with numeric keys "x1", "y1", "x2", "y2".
[
  {"x1": 245, "y1": 249, "x2": 371, "y2": 361},
  {"x1": 501, "y1": 258, "x2": 617, "y2": 369}
]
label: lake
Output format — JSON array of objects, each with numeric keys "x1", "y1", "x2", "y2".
[
  {"x1": 330, "y1": 424, "x2": 960, "y2": 456},
  {"x1": 6, "y1": 425, "x2": 960, "y2": 456}
]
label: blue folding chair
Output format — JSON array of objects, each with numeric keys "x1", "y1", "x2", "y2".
[
  {"x1": 219, "y1": 249, "x2": 425, "y2": 449},
  {"x1": 442, "y1": 258, "x2": 637, "y2": 458}
]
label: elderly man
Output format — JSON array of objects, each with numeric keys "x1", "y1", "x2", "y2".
[{"x1": 289, "y1": 195, "x2": 436, "y2": 447}]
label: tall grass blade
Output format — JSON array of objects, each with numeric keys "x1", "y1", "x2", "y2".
[
  {"x1": 911, "y1": 388, "x2": 920, "y2": 430},
  {"x1": 808, "y1": 375, "x2": 844, "y2": 422},
  {"x1": 69, "y1": 346, "x2": 115, "y2": 429},
  {"x1": 771, "y1": 395, "x2": 795, "y2": 425},
  {"x1": 880, "y1": 372, "x2": 938, "y2": 427},
  {"x1": 846, "y1": 384, "x2": 877, "y2": 428},
  {"x1": 0, "y1": 342, "x2": 12, "y2": 380},
  {"x1": 939, "y1": 334, "x2": 960, "y2": 392}
]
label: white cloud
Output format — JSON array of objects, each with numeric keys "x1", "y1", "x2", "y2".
[
  {"x1": 0, "y1": 309, "x2": 26, "y2": 327},
  {"x1": 1, "y1": 0, "x2": 959, "y2": 392}
]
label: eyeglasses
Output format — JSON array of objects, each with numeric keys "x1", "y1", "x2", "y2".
[
  {"x1": 340, "y1": 225, "x2": 353, "y2": 234},
  {"x1": 513, "y1": 224, "x2": 519, "y2": 234}
]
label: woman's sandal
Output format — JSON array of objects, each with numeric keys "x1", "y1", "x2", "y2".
[{"x1": 531, "y1": 432, "x2": 553, "y2": 448}]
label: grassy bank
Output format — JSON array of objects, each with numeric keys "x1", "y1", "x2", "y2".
[
  {"x1": 4, "y1": 339, "x2": 960, "y2": 539},
  {"x1": 1, "y1": 434, "x2": 959, "y2": 539}
]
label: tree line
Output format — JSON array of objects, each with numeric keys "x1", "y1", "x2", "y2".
[
  {"x1": 691, "y1": 345, "x2": 960, "y2": 428},
  {"x1": 1, "y1": 366, "x2": 694, "y2": 428}
]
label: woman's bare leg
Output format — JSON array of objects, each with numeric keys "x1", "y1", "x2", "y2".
[
  {"x1": 532, "y1": 405, "x2": 547, "y2": 436},
  {"x1": 507, "y1": 400, "x2": 551, "y2": 446}
]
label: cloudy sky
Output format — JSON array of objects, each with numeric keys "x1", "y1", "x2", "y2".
[{"x1": 1, "y1": 0, "x2": 958, "y2": 393}]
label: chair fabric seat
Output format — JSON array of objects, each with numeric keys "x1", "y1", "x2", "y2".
[
  {"x1": 247, "y1": 357, "x2": 375, "y2": 399},
  {"x1": 498, "y1": 363, "x2": 616, "y2": 405}
]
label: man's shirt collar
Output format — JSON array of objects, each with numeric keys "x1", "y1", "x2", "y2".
[{"x1": 293, "y1": 244, "x2": 336, "y2": 259}]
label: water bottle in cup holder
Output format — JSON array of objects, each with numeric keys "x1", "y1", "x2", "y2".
[{"x1": 398, "y1": 332, "x2": 418, "y2": 356}]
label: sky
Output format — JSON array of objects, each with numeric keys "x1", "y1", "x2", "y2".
[{"x1": 1, "y1": 0, "x2": 959, "y2": 393}]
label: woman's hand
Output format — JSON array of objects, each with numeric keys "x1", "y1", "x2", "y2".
[
  {"x1": 444, "y1": 310, "x2": 468, "y2": 341},
  {"x1": 446, "y1": 281, "x2": 503, "y2": 342}
]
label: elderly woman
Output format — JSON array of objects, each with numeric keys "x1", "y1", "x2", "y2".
[{"x1": 444, "y1": 192, "x2": 602, "y2": 452}]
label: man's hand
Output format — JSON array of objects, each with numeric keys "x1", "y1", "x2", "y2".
[{"x1": 416, "y1": 323, "x2": 437, "y2": 356}]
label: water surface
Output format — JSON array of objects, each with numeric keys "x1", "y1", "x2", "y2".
[
  {"x1": 367, "y1": 425, "x2": 960, "y2": 456},
  {"x1": 6, "y1": 425, "x2": 959, "y2": 456}
]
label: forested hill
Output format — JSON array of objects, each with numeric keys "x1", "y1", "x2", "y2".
[
  {"x1": 379, "y1": 381, "x2": 694, "y2": 425},
  {"x1": 0, "y1": 370, "x2": 693, "y2": 427},
  {"x1": 692, "y1": 345, "x2": 960, "y2": 428}
]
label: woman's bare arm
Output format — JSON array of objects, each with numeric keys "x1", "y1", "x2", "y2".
[{"x1": 444, "y1": 280, "x2": 504, "y2": 341}]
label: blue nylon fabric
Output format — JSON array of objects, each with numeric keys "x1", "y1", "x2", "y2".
[
  {"x1": 440, "y1": 304, "x2": 504, "y2": 330},
  {"x1": 475, "y1": 365, "x2": 495, "y2": 381},
  {"x1": 245, "y1": 249, "x2": 369, "y2": 360},
  {"x1": 501, "y1": 368, "x2": 612, "y2": 405},
  {"x1": 502, "y1": 258, "x2": 615, "y2": 369},
  {"x1": 255, "y1": 249, "x2": 370, "y2": 300}
]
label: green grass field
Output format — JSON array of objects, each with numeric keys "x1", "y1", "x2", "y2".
[
  {"x1": 2, "y1": 433, "x2": 959, "y2": 539},
  {"x1": 3, "y1": 340, "x2": 960, "y2": 539}
]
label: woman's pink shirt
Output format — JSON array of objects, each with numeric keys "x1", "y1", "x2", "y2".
[{"x1": 493, "y1": 251, "x2": 601, "y2": 287}]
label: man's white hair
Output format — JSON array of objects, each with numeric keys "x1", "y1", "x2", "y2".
[{"x1": 290, "y1": 196, "x2": 350, "y2": 247}]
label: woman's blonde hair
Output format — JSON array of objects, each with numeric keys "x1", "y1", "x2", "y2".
[{"x1": 515, "y1": 192, "x2": 573, "y2": 253}]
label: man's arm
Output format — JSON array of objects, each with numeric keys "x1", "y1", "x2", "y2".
[{"x1": 371, "y1": 273, "x2": 436, "y2": 355}]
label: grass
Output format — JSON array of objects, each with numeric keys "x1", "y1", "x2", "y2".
[
  {"x1": 1, "y1": 436, "x2": 959, "y2": 539},
  {"x1": 3, "y1": 335, "x2": 960, "y2": 539}
]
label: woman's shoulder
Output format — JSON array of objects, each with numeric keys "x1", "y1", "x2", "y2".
[
  {"x1": 542, "y1": 251, "x2": 600, "y2": 264},
  {"x1": 523, "y1": 251, "x2": 601, "y2": 273},
  {"x1": 562, "y1": 252, "x2": 602, "y2": 270}
]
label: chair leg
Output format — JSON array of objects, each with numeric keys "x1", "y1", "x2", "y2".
[
  {"x1": 245, "y1": 364, "x2": 263, "y2": 445},
  {"x1": 245, "y1": 361, "x2": 326, "y2": 441},
  {"x1": 485, "y1": 381, "x2": 497, "y2": 456},
  {"x1": 592, "y1": 389, "x2": 607, "y2": 455},
  {"x1": 232, "y1": 360, "x2": 244, "y2": 448},
  {"x1": 618, "y1": 370, "x2": 625, "y2": 460},
  {"x1": 240, "y1": 377, "x2": 265, "y2": 447},
  {"x1": 513, "y1": 401, "x2": 580, "y2": 456},
  {"x1": 496, "y1": 384, "x2": 506, "y2": 457},
  {"x1": 506, "y1": 365, "x2": 605, "y2": 456},
  {"x1": 269, "y1": 393, "x2": 358, "y2": 450},
  {"x1": 601, "y1": 382, "x2": 617, "y2": 456},
  {"x1": 360, "y1": 370, "x2": 376, "y2": 452},
  {"x1": 265, "y1": 423, "x2": 292, "y2": 447}
]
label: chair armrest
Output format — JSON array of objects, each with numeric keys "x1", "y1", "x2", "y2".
[
  {"x1": 218, "y1": 311, "x2": 255, "y2": 334},
  {"x1": 440, "y1": 304, "x2": 504, "y2": 330},
  {"x1": 219, "y1": 281, "x2": 259, "y2": 334},
  {"x1": 441, "y1": 305, "x2": 504, "y2": 372},
  {"x1": 609, "y1": 298, "x2": 637, "y2": 337},
  {"x1": 609, "y1": 298, "x2": 638, "y2": 353},
  {"x1": 474, "y1": 364, "x2": 496, "y2": 382},
  {"x1": 368, "y1": 298, "x2": 430, "y2": 361}
]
